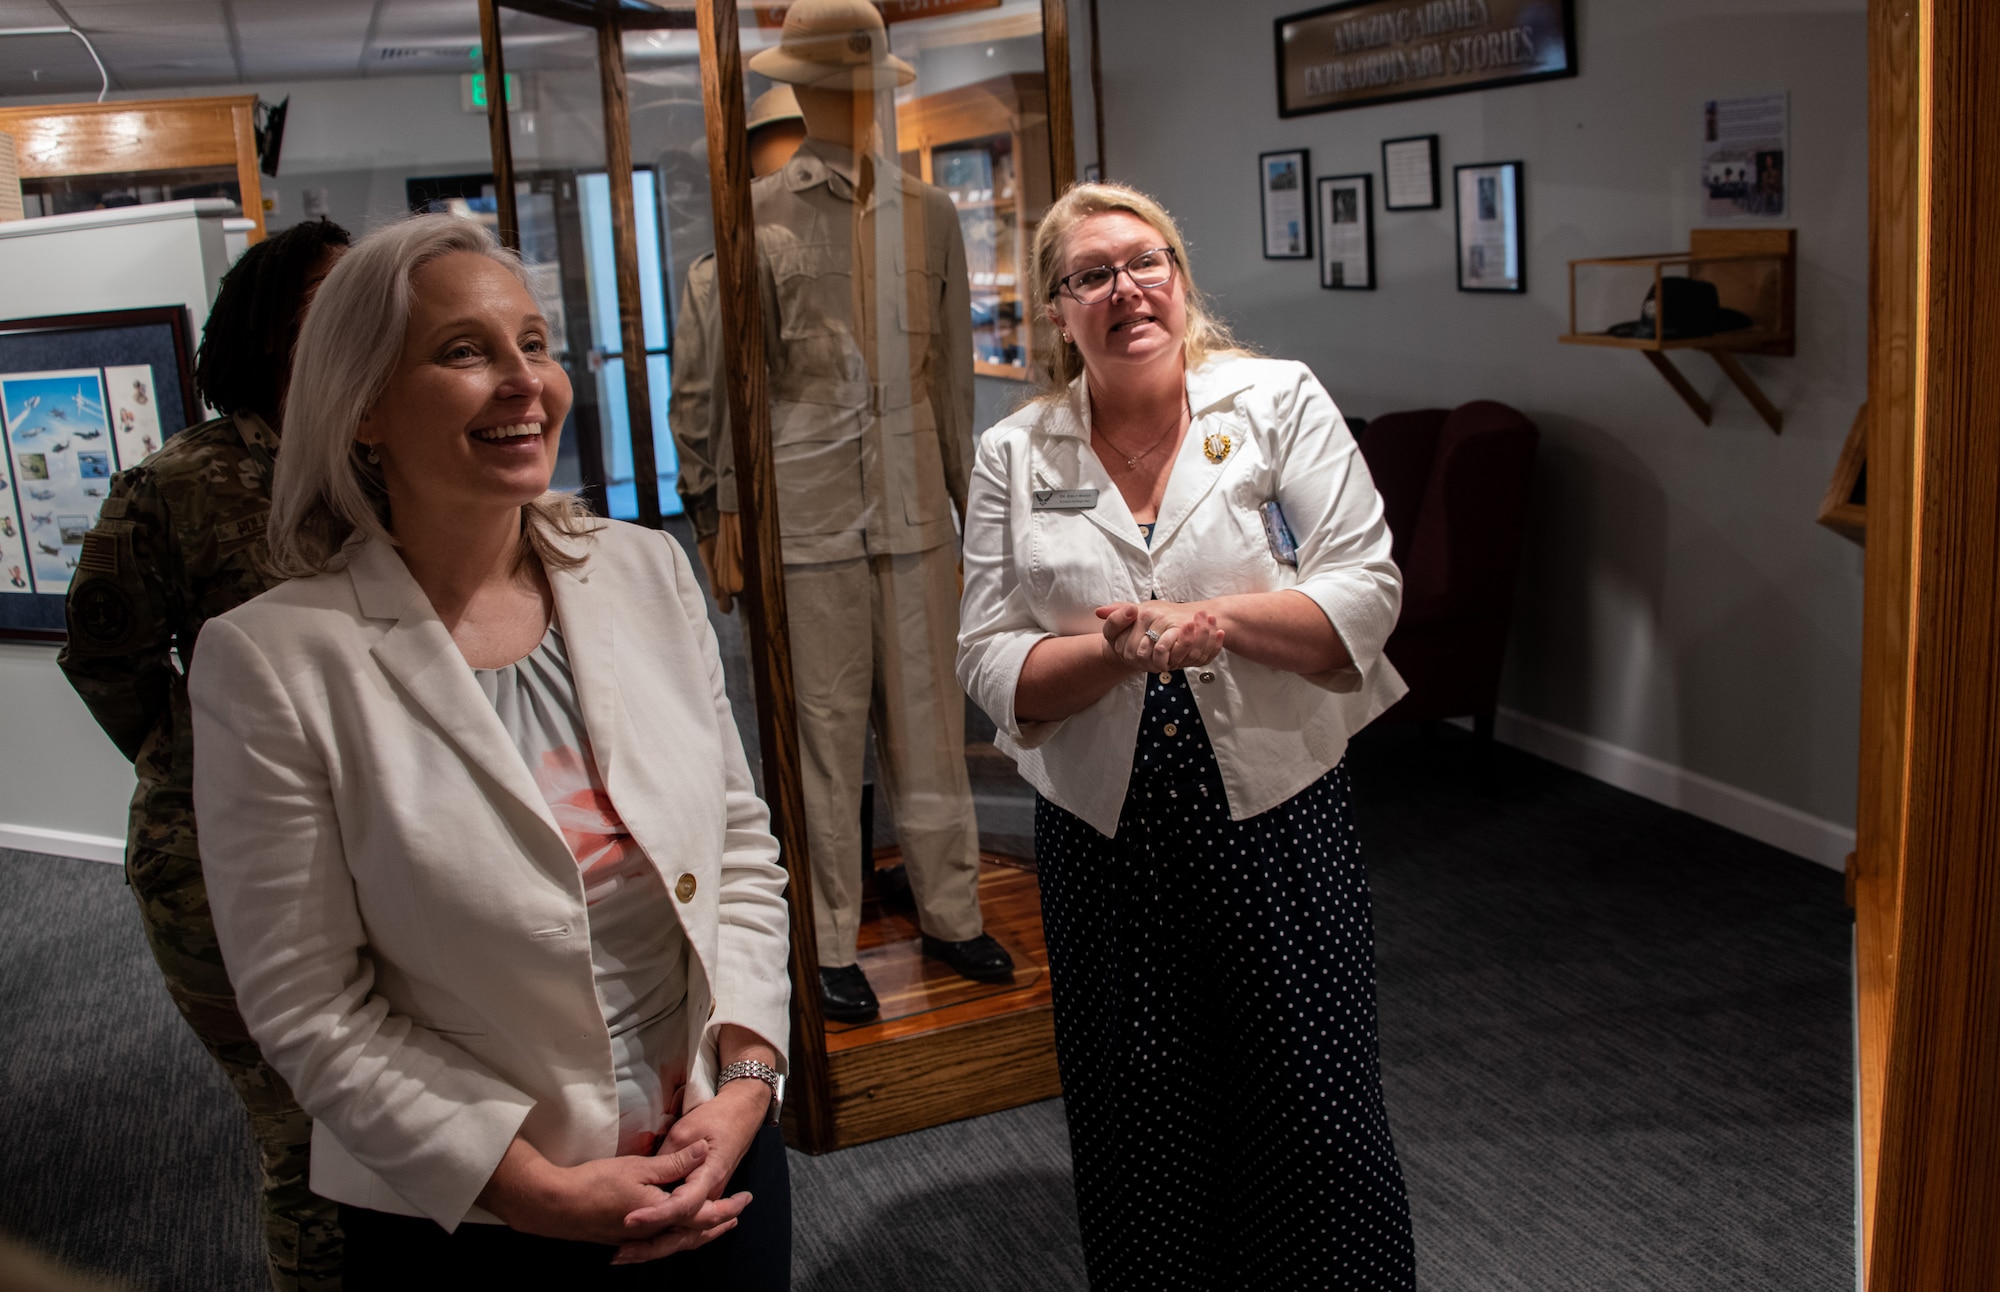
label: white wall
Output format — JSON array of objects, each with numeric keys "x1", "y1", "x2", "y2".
[{"x1": 1096, "y1": 0, "x2": 1867, "y2": 865}]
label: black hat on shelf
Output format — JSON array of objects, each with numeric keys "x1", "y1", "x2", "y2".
[{"x1": 1607, "y1": 276, "x2": 1755, "y2": 341}]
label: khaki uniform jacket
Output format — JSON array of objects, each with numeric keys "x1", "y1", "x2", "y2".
[
  {"x1": 670, "y1": 138, "x2": 974, "y2": 563},
  {"x1": 58, "y1": 412, "x2": 285, "y2": 860},
  {"x1": 190, "y1": 524, "x2": 792, "y2": 1229}
]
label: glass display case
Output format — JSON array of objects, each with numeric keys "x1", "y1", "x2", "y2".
[
  {"x1": 481, "y1": 0, "x2": 1082, "y2": 1153},
  {"x1": 897, "y1": 73, "x2": 1053, "y2": 380}
]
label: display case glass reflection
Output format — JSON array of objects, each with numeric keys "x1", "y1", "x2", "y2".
[
  {"x1": 411, "y1": 9, "x2": 686, "y2": 523},
  {"x1": 650, "y1": 0, "x2": 1060, "y2": 1044},
  {"x1": 897, "y1": 70, "x2": 1053, "y2": 381}
]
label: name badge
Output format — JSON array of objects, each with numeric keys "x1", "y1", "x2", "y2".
[{"x1": 1032, "y1": 488, "x2": 1099, "y2": 511}]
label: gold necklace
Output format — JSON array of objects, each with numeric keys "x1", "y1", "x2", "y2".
[{"x1": 1097, "y1": 399, "x2": 1191, "y2": 469}]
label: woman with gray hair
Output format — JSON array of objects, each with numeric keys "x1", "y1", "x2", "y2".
[
  {"x1": 956, "y1": 183, "x2": 1417, "y2": 1286},
  {"x1": 188, "y1": 214, "x2": 793, "y2": 1285}
]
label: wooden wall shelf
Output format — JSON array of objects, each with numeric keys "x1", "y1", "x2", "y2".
[
  {"x1": 1817, "y1": 402, "x2": 1867, "y2": 542},
  {"x1": 1560, "y1": 228, "x2": 1795, "y2": 433}
]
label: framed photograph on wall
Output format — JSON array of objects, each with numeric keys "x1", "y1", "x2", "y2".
[
  {"x1": 1317, "y1": 173, "x2": 1374, "y2": 290},
  {"x1": 1454, "y1": 161, "x2": 1525, "y2": 293},
  {"x1": 1259, "y1": 149, "x2": 1312, "y2": 259},
  {"x1": 1381, "y1": 134, "x2": 1440, "y2": 210},
  {"x1": 0, "y1": 306, "x2": 198, "y2": 641}
]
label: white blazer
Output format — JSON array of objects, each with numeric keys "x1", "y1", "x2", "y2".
[
  {"x1": 956, "y1": 355, "x2": 1406, "y2": 837},
  {"x1": 190, "y1": 521, "x2": 790, "y2": 1230}
]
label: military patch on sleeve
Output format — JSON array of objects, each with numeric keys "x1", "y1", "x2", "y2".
[
  {"x1": 76, "y1": 531, "x2": 120, "y2": 574},
  {"x1": 71, "y1": 580, "x2": 136, "y2": 649}
]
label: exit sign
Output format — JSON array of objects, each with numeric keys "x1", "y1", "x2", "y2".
[{"x1": 460, "y1": 72, "x2": 521, "y2": 113}]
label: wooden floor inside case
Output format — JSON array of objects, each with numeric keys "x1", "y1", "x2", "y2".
[{"x1": 800, "y1": 853, "x2": 1061, "y2": 1150}]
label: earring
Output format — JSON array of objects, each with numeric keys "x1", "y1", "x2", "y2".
[
  {"x1": 365, "y1": 446, "x2": 381, "y2": 465},
  {"x1": 1061, "y1": 332, "x2": 1071, "y2": 344}
]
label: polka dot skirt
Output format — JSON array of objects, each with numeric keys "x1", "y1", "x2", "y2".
[{"x1": 1035, "y1": 670, "x2": 1416, "y2": 1290}]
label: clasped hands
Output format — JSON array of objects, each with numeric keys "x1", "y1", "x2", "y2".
[
  {"x1": 478, "y1": 1075, "x2": 771, "y2": 1264},
  {"x1": 1096, "y1": 599, "x2": 1225, "y2": 673}
]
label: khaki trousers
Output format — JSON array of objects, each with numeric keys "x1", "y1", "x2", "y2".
[{"x1": 784, "y1": 544, "x2": 983, "y2": 967}]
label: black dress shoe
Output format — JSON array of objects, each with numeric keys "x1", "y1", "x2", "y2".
[
  {"x1": 921, "y1": 933, "x2": 1017, "y2": 984},
  {"x1": 818, "y1": 964, "x2": 880, "y2": 1023}
]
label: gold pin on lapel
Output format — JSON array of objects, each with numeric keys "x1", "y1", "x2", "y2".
[{"x1": 1202, "y1": 431, "x2": 1232, "y2": 464}]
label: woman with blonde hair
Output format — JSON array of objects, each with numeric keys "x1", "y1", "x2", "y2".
[
  {"x1": 190, "y1": 214, "x2": 792, "y2": 1285},
  {"x1": 957, "y1": 183, "x2": 1417, "y2": 1286}
]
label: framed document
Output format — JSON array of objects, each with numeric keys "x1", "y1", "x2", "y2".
[
  {"x1": 1381, "y1": 134, "x2": 1439, "y2": 210},
  {"x1": 1275, "y1": 0, "x2": 1578, "y2": 118},
  {"x1": 1317, "y1": 173, "x2": 1375, "y2": 290},
  {"x1": 0, "y1": 306, "x2": 198, "y2": 640},
  {"x1": 1259, "y1": 149, "x2": 1312, "y2": 260},
  {"x1": 1454, "y1": 161, "x2": 1524, "y2": 293}
]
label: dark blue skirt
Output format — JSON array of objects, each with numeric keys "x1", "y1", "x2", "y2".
[{"x1": 1035, "y1": 669, "x2": 1416, "y2": 1290}]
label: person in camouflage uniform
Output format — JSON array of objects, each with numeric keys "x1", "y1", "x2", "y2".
[{"x1": 58, "y1": 219, "x2": 352, "y2": 1292}]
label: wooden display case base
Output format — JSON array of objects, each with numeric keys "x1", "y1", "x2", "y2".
[{"x1": 787, "y1": 854, "x2": 1061, "y2": 1151}]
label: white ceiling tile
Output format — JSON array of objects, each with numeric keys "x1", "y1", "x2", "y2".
[{"x1": 0, "y1": 2, "x2": 66, "y2": 23}]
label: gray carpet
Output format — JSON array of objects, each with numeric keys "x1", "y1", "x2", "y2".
[{"x1": 0, "y1": 724, "x2": 1851, "y2": 1290}]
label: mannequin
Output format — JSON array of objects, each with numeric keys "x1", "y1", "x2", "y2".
[{"x1": 671, "y1": 0, "x2": 1011, "y2": 1025}]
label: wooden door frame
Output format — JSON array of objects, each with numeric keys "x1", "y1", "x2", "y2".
[{"x1": 1856, "y1": 0, "x2": 2000, "y2": 1285}]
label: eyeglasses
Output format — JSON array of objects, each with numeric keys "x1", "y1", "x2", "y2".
[{"x1": 1051, "y1": 247, "x2": 1178, "y2": 304}]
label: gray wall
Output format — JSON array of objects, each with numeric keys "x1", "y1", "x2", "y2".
[{"x1": 1094, "y1": 0, "x2": 1867, "y2": 841}]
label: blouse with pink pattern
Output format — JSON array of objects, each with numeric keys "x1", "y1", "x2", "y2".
[{"x1": 474, "y1": 624, "x2": 690, "y2": 1156}]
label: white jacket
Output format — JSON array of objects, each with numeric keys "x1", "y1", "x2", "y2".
[
  {"x1": 191, "y1": 522, "x2": 790, "y2": 1230},
  {"x1": 956, "y1": 355, "x2": 1406, "y2": 837}
]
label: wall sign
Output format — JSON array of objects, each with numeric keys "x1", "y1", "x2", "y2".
[{"x1": 1275, "y1": 0, "x2": 1577, "y2": 118}]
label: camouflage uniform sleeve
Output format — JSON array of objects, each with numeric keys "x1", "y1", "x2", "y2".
[
  {"x1": 57, "y1": 469, "x2": 181, "y2": 764},
  {"x1": 669, "y1": 254, "x2": 732, "y2": 540}
]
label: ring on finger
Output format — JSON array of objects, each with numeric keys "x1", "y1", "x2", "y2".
[{"x1": 1142, "y1": 628, "x2": 1162, "y2": 644}]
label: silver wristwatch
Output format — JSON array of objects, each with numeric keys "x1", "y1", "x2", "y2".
[{"x1": 717, "y1": 1059, "x2": 785, "y2": 1125}]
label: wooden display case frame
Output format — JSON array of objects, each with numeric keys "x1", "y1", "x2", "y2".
[
  {"x1": 0, "y1": 96, "x2": 266, "y2": 243},
  {"x1": 1559, "y1": 227, "x2": 1795, "y2": 433},
  {"x1": 1852, "y1": 1, "x2": 2000, "y2": 1285},
  {"x1": 486, "y1": 0, "x2": 1077, "y2": 1154}
]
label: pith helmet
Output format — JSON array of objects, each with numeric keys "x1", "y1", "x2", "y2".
[
  {"x1": 746, "y1": 84, "x2": 804, "y2": 133},
  {"x1": 747, "y1": 0, "x2": 917, "y2": 90}
]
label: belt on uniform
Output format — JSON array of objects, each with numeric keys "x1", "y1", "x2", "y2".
[{"x1": 772, "y1": 381, "x2": 920, "y2": 416}]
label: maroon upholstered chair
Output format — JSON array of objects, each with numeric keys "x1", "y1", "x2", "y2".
[{"x1": 1355, "y1": 400, "x2": 1540, "y2": 737}]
